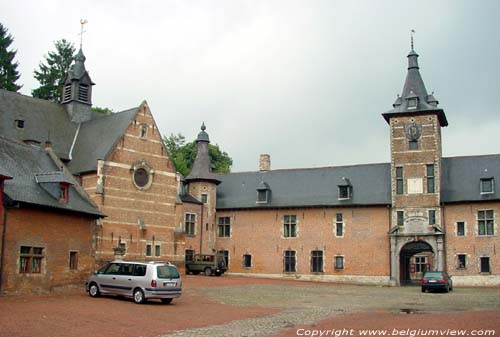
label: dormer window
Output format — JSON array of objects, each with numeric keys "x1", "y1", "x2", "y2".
[
  {"x1": 257, "y1": 190, "x2": 268, "y2": 203},
  {"x1": 338, "y1": 185, "x2": 352, "y2": 200},
  {"x1": 59, "y1": 182, "x2": 70, "y2": 204},
  {"x1": 256, "y1": 180, "x2": 271, "y2": 204},
  {"x1": 407, "y1": 98, "x2": 418, "y2": 109},
  {"x1": 480, "y1": 178, "x2": 494, "y2": 194},
  {"x1": 15, "y1": 119, "x2": 25, "y2": 129}
]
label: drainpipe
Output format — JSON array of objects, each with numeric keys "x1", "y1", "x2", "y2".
[
  {"x1": 199, "y1": 202, "x2": 204, "y2": 254},
  {"x1": 0, "y1": 176, "x2": 13, "y2": 294}
]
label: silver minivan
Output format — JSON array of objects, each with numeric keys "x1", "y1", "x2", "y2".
[{"x1": 86, "y1": 261, "x2": 182, "y2": 304}]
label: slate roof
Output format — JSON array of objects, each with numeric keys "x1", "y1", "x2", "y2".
[
  {"x1": 216, "y1": 155, "x2": 500, "y2": 210},
  {"x1": 382, "y1": 49, "x2": 448, "y2": 126},
  {"x1": 0, "y1": 89, "x2": 78, "y2": 160},
  {"x1": 216, "y1": 163, "x2": 392, "y2": 210},
  {"x1": 441, "y1": 155, "x2": 500, "y2": 203},
  {"x1": 0, "y1": 137, "x2": 102, "y2": 216},
  {"x1": 186, "y1": 124, "x2": 221, "y2": 184},
  {"x1": 66, "y1": 107, "x2": 139, "y2": 173}
]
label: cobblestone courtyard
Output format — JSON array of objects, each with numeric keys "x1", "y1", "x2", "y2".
[{"x1": 0, "y1": 275, "x2": 498, "y2": 337}]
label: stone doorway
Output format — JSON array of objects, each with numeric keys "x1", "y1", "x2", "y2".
[{"x1": 399, "y1": 241, "x2": 433, "y2": 285}]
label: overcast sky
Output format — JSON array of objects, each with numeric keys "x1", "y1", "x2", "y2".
[{"x1": 2, "y1": 1, "x2": 499, "y2": 172}]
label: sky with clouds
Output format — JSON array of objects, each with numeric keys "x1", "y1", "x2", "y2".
[{"x1": 1, "y1": 0, "x2": 499, "y2": 172}]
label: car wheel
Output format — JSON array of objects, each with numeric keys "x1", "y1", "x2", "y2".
[
  {"x1": 133, "y1": 288, "x2": 146, "y2": 304},
  {"x1": 204, "y1": 267, "x2": 212, "y2": 276},
  {"x1": 421, "y1": 287, "x2": 425, "y2": 293},
  {"x1": 89, "y1": 282, "x2": 100, "y2": 297},
  {"x1": 444, "y1": 286, "x2": 449, "y2": 293},
  {"x1": 161, "y1": 298, "x2": 173, "y2": 304}
]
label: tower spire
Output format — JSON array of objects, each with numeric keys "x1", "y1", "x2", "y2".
[
  {"x1": 79, "y1": 19, "x2": 88, "y2": 49},
  {"x1": 411, "y1": 29, "x2": 415, "y2": 50}
]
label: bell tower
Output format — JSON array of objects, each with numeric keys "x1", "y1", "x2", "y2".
[{"x1": 383, "y1": 38, "x2": 449, "y2": 285}]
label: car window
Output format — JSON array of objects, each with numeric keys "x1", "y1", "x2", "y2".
[
  {"x1": 157, "y1": 265, "x2": 180, "y2": 279},
  {"x1": 119, "y1": 264, "x2": 134, "y2": 276},
  {"x1": 98, "y1": 263, "x2": 111, "y2": 273},
  {"x1": 103, "y1": 263, "x2": 120, "y2": 275},
  {"x1": 424, "y1": 272, "x2": 442, "y2": 278},
  {"x1": 133, "y1": 264, "x2": 147, "y2": 277}
]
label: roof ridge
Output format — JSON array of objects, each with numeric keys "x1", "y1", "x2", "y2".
[
  {"x1": 442, "y1": 153, "x2": 500, "y2": 160},
  {"x1": 220, "y1": 161, "x2": 391, "y2": 175},
  {"x1": 0, "y1": 88, "x2": 63, "y2": 108}
]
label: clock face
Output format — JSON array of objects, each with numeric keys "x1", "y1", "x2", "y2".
[{"x1": 405, "y1": 121, "x2": 422, "y2": 141}]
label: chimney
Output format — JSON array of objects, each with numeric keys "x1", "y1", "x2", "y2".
[{"x1": 259, "y1": 154, "x2": 271, "y2": 171}]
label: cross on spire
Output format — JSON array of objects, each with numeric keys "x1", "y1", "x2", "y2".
[{"x1": 79, "y1": 19, "x2": 88, "y2": 49}]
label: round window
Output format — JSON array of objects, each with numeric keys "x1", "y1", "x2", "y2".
[{"x1": 134, "y1": 168, "x2": 149, "y2": 188}]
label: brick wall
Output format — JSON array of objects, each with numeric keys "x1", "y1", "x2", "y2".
[
  {"x1": 214, "y1": 206, "x2": 390, "y2": 278},
  {"x1": 80, "y1": 103, "x2": 179, "y2": 266},
  {"x1": 1, "y1": 207, "x2": 95, "y2": 294},
  {"x1": 444, "y1": 202, "x2": 499, "y2": 285}
]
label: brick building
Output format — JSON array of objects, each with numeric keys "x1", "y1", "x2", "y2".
[
  {"x1": 0, "y1": 47, "x2": 180, "y2": 293},
  {"x1": 178, "y1": 47, "x2": 499, "y2": 286}
]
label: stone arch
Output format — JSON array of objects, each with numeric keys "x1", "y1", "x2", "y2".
[{"x1": 398, "y1": 240, "x2": 434, "y2": 285}]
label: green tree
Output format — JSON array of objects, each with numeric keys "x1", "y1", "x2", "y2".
[
  {"x1": 164, "y1": 133, "x2": 232, "y2": 176},
  {"x1": 0, "y1": 23, "x2": 22, "y2": 92},
  {"x1": 92, "y1": 106, "x2": 113, "y2": 115},
  {"x1": 32, "y1": 39, "x2": 75, "y2": 102}
]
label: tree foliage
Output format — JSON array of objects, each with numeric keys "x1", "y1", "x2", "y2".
[
  {"x1": 32, "y1": 39, "x2": 75, "y2": 102},
  {"x1": 164, "y1": 133, "x2": 233, "y2": 176},
  {"x1": 0, "y1": 23, "x2": 22, "y2": 92},
  {"x1": 92, "y1": 106, "x2": 113, "y2": 115}
]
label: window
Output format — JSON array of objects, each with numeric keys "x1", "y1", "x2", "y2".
[
  {"x1": 311, "y1": 251, "x2": 323, "y2": 273},
  {"x1": 335, "y1": 213, "x2": 344, "y2": 237},
  {"x1": 243, "y1": 254, "x2": 252, "y2": 268},
  {"x1": 283, "y1": 250, "x2": 296, "y2": 272},
  {"x1": 457, "y1": 222, "x2": 465, "y2": 236},
  {"x1": 396, "y1": 167, "x2": 404, "y2": 195},
  {"x1": 140, "y1": 124, "x2": 147, "y2": 138},
  {"x1": 257, "y1": 190, "x2": 268, "y2": 203},
  {"x1": 133, "y1": 264, "x2": 147, "y2": 277},
  {"x1": 334, "y1": 256, "x2": 344, "y2": 270},
  {"x1": 103, "y1": 263, "x2": 120, "y2": 274},
  {"x1": 480, "y1": 178, "x2": 494, "y2": 194},
  {"x1": 19, "y1": 246, "x2": 44, "y2": 273},
  {"x1": 133, "y1": 168, "x2": 149, "y2": 188},
  {"x1": 480, "y1": 257, "x2": 490, "y2": 273},
  {"x1": 218, "y1": 250, "x2": 229, "y2": 268},
  {"x1": 409, "y1": 140, "x2": 418, "y2": 150},
  {"x1": 59, "y1": 183, "x2": 69, "y2": 204},
  {"x1": 397, "y1": 211, "x2": 404, "y2": 226},
  {"x1": 201, "y1": 193, "x2": 208, "y2": 203},
  {"x1": 407, "y1": 98, "x2": 417, "y2": 109},
  {"x1": 283, "y1": 215, "x2": 297, "y2": 238},
  {"x1": 218, "y1": 217, "x2": 231, "y2": 237},
  {"x1": 426, "y1": 164, "x2": 435, "y2": 193},
  {"x1": 146, "y1": 244, "x2": 152, "y2": 257},
  {"x1": 15, "y1": 119, "x2": 25, "y2": 129},
  {"x1": 185, "y1": 213, "x2": 196, "y2": 235},
  {"x1": 185, "y1": 249, "x2": 195, "y2": 262},
  {"x1": 338, "y1": 185, "x2": 351, "y2": 200},
  {"x1": 155, "y1": 245, "x2": 161, "y2": 257},
  {"x1": 62, "y1": 84, "x2": 72, "y2": 102},
  {"x1": 478, "y1": 210, "x2": 494, "y2": 236},
  {"x1": 457, "y1": 254, "x2": 466, "y2": 269},
  {"x1": 428, "y1": 210, "x2": 436, "y2": 225},
  {"x1": 414, "y1": 256, "x2": 427, "y2": 273},
  {"x1": 69, "y1": 251, "x2": 78, "y2": 270}
]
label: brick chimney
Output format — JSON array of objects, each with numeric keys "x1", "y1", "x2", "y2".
[{"x1": 259, "y1": 154, "x2": 271, "y2": 171}]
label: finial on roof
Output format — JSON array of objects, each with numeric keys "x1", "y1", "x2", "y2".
[
  {"x1": 196, "y1": 122, "x2": 210, "y2": 142},
  {"x1": 411, "y1": 29, "x2": 415, "y2": 50},
  {"x1": 79, "y1": 19, "x2": 88, "y2": 49},
  {"x1": 201, "y1": 122, "x2": 206, "y2": 131}
]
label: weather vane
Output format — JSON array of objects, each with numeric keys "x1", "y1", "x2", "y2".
[
  {"x1": 411, "y1": 29, "x2": 415, "y2": 50},
  {"x1": 79, "y1": 19, "x2": 88, "y2": 49}
]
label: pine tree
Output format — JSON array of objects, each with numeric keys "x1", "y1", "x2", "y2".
[
  {"x1": 0, "y1": 23, "x2": 22, "y2": 92},
  {"x1": 32, "y1": 39, "x2": 75, "y2": 102}
]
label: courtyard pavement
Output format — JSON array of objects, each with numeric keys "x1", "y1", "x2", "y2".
[{"x1": 0, "y1": 275, "x2": 498, "y2": 337}]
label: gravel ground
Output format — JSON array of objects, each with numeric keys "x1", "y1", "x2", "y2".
[{"x1": 0, "y1": 275, "x2": 498, "y2": 337}]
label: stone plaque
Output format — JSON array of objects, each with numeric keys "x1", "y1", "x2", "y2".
[{"x1": 407, "y1": 178, "x2": 423, "y2": 194}]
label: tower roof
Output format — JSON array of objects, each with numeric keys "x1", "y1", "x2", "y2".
[
  {"x1": 382, "y1": 47, "x2": 448, "y2": 126},
  {"x1": 185, "y1": 123, "x2": 221, "y2": 185}
]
